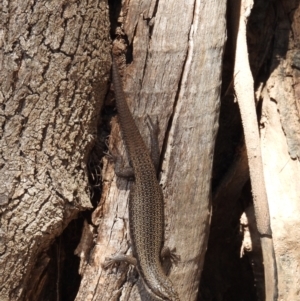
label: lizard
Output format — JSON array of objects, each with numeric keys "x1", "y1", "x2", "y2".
[{"x1": 104, "y1": 55, "x2": 180, "y2": 301}]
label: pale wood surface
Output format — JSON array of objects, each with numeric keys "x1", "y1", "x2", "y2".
[
  {"x1": 260, "y1": 3, "x2": 300, "y2": 295},
  {"x1": 75, "y1": 1, "x2": 226, "y2": 300}
]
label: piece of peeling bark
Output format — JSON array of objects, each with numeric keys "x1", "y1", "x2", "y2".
[{"x1": 232, "y1": 0, "x2": 277, "y2": 300}]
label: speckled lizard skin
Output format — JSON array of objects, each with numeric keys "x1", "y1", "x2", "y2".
[{"x1": 110, "y1": 56, "x2": 179, "y2": 301}]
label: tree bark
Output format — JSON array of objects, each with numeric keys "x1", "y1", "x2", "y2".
[
  {"x1": 75, "y1": 1, "x2": 226, "y2": 300},
  {"x1": 0, "y1": 1, "x2": 111, "y2": 300},
  {"x1": 232, "y1": 0, "x2": 277, "y2": 299},
  {"x1": 261, "y1": 1, "x2": 300, "y2": 299},
  {"x1": 4, "y1": 1, "x2": 300, "y2": 301},
  {"x1": 200, "y1": 0, "x2": 300, "y2": 300}
]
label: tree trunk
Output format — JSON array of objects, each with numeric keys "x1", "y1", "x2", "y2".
[
  {"x1": 200, "y1": 0, "x2": 300, "y2": 300},
  {"x1": 2, "y1": 0, "x2": 300, "y2": 301},
  {"x1": 261, "y1": 1, "x2": 300, "y2": 299},
  {"x1": 75, "y1": 0, "x2": 226, "y2": 300},
  {"x1": 0, "y1": 1, "x2": 110, "y2": 300}
]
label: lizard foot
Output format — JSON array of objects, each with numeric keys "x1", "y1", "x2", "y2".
[
  {"x1": 161, "y1": 247, "x2": 181, "y2": 266},
  {"x1": 102, "y1": 254, "x2": 137, "y2": 270}
]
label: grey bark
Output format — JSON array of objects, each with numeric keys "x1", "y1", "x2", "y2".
[
  {"x1": 75, "y1": 0, "x2": 226, "y2": 300},
  {"x1": 0, "y1": 1, "x2": 111, "y2": 300}
]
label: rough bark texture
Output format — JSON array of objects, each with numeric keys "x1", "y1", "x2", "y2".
[
  {"x1": 75, "y1": 0, "x2": 226, "y2": 300},
  {"x1": 0, "y1": 1, "x2": 111, "y2": 300},
  {"x1": 3, "y1": 0, "x2": 299, "y2": 300}
]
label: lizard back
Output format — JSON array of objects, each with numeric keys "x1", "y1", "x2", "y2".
[{"x1": 112, "y1": 57, "x2": 179, "y2": 301}]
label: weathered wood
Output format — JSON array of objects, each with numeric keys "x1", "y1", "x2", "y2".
[
  {"x1": 75, "y1": 1, "x2": 226, "y2": 300},
  {"x1": 200, "y1": 1, "x2": 300, "y2": 300},
  {"x1": 0, "y1": 1, "x2": 111, "y2": 300},
  {"x1": 260, "y1": 2, "x2": 300, "y2": 299},
  {"x1": 232, "y1": 0, "x2": 277, "y2": 299}
]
